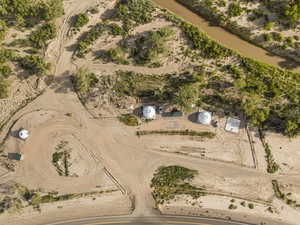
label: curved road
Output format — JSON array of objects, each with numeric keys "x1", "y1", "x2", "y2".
[{"x1": 46, "y1": 216, "x2": 254, "y2": 225}]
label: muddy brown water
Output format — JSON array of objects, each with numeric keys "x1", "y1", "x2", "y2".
[{"x1": 151, "y1": 0, "x2": 300, "y2": 73}]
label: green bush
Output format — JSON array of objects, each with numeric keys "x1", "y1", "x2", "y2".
[
  {"x1": 119, "y1": 114, "x2": 139, "y2": 126},
  {"x1": 76, "y1": 23, "x2": 106, "y2": 57},
  {"x1": 29, "y1": 23, "x2": 57, "y2": 49},
  {"x1": 0, "y1": 20, "x2": 8, "y2": 41},
  {"x1": 0, "y1": 0, "x2": 63, "y2": 27},
  {"x1": 115, "y1": 0, "x2": 155, "y2": 26},
  {"x1": 73, "y1": 67, "x2": 98, "y2": 95},
  {"x1": 151, "y1": 166, "x2": 205, "y2": 204},
  {"x1": 248, "y1": 203, "x2": 254, "y2": 209},
  {"x1": 272, "y1": 32, "x2": 283, "y2": 42},
  {"x1": 0, "y1": 77, "x2": 10, "y2": 99},
  {"x1": 18, "y1": 55, "x2": 50, "y2": 76},
  {"x1": 105, "y1": 47, "x2": 129, "y2": 65},
  {"x1": 108, "y1": 23, "x2": 124, "y2": 36},
  {"x1": 132, "y1": 27, "x2": 174, "y2": 65},
  {"x1": 136, "y1": 130, "x2": 216, "y2": 138},
  {"x1": 0, "y1": 65, "x2": 12, "y2": 78},
  {"x1": 73, "y1": 13, "x2": 89, "y2": 29},
  {"x1": 228, "y1": 3, "x2": 243, "y2": 18},
  {"x1": 263, "y1": 21, "x2": 274, "y2": 31}
]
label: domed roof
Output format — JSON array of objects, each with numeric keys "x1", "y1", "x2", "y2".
[
  {"x1": 19, "y1": 129, "x2": 29, "y2": 140},
  {"x1": 143, "y1": 106, "x2": 156, "y2": 119},
  {"x1": 197, "y1": 111, "x2": 212, "y2": 125}
]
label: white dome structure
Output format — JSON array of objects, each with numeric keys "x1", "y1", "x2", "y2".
[
  {"x1": 197, "y1": 111, "x2": 212, "y2": 125},
  {"x1": 19, "y1": 129, "x2": 29, "y2": 140},
  {"x1": 143, "y1": 106, "x2": 156, "y2": 119}
]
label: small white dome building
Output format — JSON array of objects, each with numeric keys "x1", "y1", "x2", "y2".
[
  {"x1": 19, "y1": 129, "x2": 29, "y2": 140},
  {"x1": 142, "y1": 106, "x2": 156, "y2": 119},
  {"x1": 197, "y1": 111, "x2": 212, "y2": 125}
]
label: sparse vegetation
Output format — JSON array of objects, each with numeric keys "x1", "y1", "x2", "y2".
[
  {"x1": 73, "y1": 67, "x2": 98, "y2": 96},
  {"x1": 151, "y1": 166, "x2": 205, "y2": 204},
  {"x1": 76, "y1": 23, "x2": 106, "y2": 57},
  {"x1": 137, "y1": 130, "x2": 216, "y2": 138},
  {"x1": 52, "y1": 141, "x2": 72, "y2": 177},
  {"x1": 29, "y1": 23, "x2": 57, "y2": 49},
  {"x1": 73, "y1": 13, "x2": 89, "y2": 30},
  {"x1": 132, "y1": 27, "x2": 174, "y2": 65},
  {"x1": 18, "y1": 55, "x2": 50, "y2": 76},
  {"x1": 115, "y1": 0, "x2": 155, "y2": 33}
]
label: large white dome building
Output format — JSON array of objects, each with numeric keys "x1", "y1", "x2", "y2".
[
  {"x1": 197, "y1": 111, "x2": 212, "y2": 125},
  {"x1": 142, "y1": 106, "x2": 156, "y2": 119}
]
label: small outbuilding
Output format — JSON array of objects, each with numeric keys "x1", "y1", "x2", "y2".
[
  {"x1": 19, "y1": 129, "x2": 29, "y2": 140},
  {"x1": 8, "y1": 153, "x2": 24, "y2": 161},
  {"x1": 225, "y1": 117, "x2": 241, "y2": 133},
  {"x1": 142, "y1": 106, "x2": 156, "y2": 119},
  {"x1": 197, "y1": 111, "x2": 212, "y2": 125}
]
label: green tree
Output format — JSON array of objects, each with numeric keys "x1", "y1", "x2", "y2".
[
  {"x1": 173, "y1": 83, "x2": 199, "y2": 112},
  {"x1": 284, "y1": 1, "x2": 300, "y2": 25},
  {"x1": 29, "y1": 23, "x2": 57, "y2": 49},
  {"x1": 73, "y1": 13, "x2": 89, "y2": 29},
  {"x1": 19, "y1": 55, "x2": 50, "y2": 76},
  {"x1": 242, "y1": 94, "x2": 270, "y2": 126}
]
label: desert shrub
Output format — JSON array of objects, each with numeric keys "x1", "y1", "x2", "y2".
[
  {"x1": 76, "y1": 23, "x2": 106, "y2": 57},
  {"x1": 228, "y1": 3, "x2": 243, "y2": 18},
  {"x1": 29, "y1": 23, "x2": 56, "y2": 49},
  {"x1": 73, "y1": 67, "x2": 98, "y2": 95},
  {"x1": 0, "y1": 20, "x2": 8, "y2": 41},
  {"x1": 132, "y1": 27, "x2": 174, "y2": 65},
  {"x1": 137, "y1": 130, "x2": 216, "y2": 138},
  {"x1": 248, "y1": 203, "x2": 254, "y2": 209},
  {"x1": 0, "y1": 0, "x2": 63, "y2": 27},
  {"x1": 0, "y1": 49, "x2": 16, "y2": 64},
  {"x1": 105, "y1": 47, "x2": 129, "y2": 65},
  {"x1": 115, "y1": 0, "x2": 155, "y2": 26},
  {"x1": 228, "y1": 204, "x2": 237, "y2": 210},
  {"x1": 263, "y1": 21, "x2": 274, "y2": 31},
  {"x1": 151, "y1": 165, "x2": 205, "y2": 204},
  {"x1": 0, "y1": 77, "x2": 10, "y2": 99},
  {"x1": 108, "y1": 23, "x2": 124, "y2": 36},
  {"x1": 119, "y1": 114, "x2": 139, "y2": 126},
  {"x1": 18, "y1": 55, "x2": 50, "y2": 76},
  {"x1": 0, "y1": 65, "x2": 12, "y2": 78},
  {"x1": 73, "y1": 13, "x2": 89, "y2": 29},
  {"x1": 264, "y1": 33, "x2": 272, "y2": 42},
  {"x1": 272, "y1": 32, "x2": 283, "y2": 42},
  {"x1": 283, "y1": 0, "x2": 300, "y2": 26}
]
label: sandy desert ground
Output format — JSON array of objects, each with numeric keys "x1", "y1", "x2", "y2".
[{"x1": 0, "y1": 0, "x2": 300, "y2": 225}]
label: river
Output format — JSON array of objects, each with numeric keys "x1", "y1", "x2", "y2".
[{"x1": 151, "y1": 0, "x2": 300, "y2": 72}]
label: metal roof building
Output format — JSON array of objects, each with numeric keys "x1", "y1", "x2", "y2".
[{"x1": 225, "y1": 117, "x2": 241, "y2": 133}]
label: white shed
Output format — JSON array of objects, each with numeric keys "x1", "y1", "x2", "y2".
[
  {"x1": 225, "y1": 117, "x2": 241, "y2": 133},
  {"x1": 143, "y1": 106, "x2": 156, "y2": 119},
  {"x1": 19, "y1": 129, "x2": 29, "y2": 140},
  {"x1": 197, "y1": 111, "x2": 212, "y2": 125}
]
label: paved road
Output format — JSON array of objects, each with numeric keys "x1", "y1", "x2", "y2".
[{"x1": 46, "y1": 216, "x2": 254, "y2": 225}]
